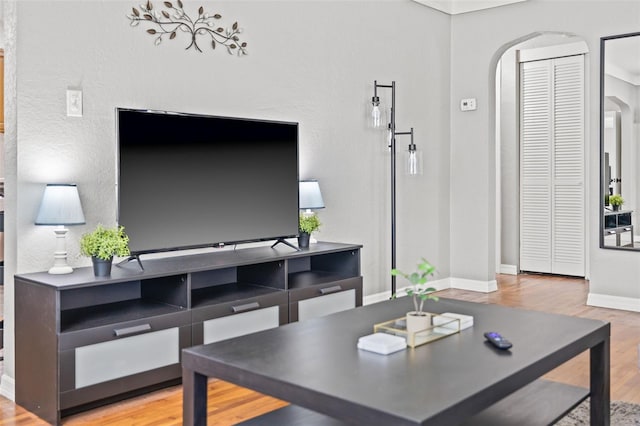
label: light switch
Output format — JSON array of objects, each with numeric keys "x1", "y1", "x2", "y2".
[
  {"x1": 460, "y1": 98, "x2": 477, "y2": 112},
  {"x1": 67, "y1": 89, "x2": 83, "y2": 117}
]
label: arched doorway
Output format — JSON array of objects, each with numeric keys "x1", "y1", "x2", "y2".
[{"x1": 494, "y1": 33, "x2": 589, "y2": 277}]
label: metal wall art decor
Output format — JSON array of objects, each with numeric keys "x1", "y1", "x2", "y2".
[{"x1": 127, "y1": 1, "x2": 247, "y2": 55}]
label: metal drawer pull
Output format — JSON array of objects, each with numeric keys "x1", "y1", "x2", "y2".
[
  {"x1": 320, "y1": 285, "x2": 342, "y2": 295},
  {"x1": 114, "y1": 324, "x2": 151, "y2": 337},
  {"x1": 232, "y1": 302, "x2": 260, "y2": 313}
]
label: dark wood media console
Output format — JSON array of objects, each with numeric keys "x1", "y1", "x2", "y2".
[{"x1": 15, "y1": 241, "x2": 362, "y2": 425}]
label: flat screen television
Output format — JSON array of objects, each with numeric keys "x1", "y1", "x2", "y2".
[{"x1": 117, "y1": 108, "x2": 299, "y2": 254}]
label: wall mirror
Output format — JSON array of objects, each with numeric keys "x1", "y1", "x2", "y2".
[{"x1": 600, "y1": 32, "x2": 640, "y2": 250}]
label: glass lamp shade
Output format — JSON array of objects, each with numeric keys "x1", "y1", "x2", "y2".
[
  {"x1": 35, "y1": 184, "x2": 86, "y2": 225},
  {"x1": 299, "y1": 180, "x2": 325, "y2": 210},
  {"x1": 405, "y1": 145, "x2": 423, "y2": 176},
  {"x1": 371, "y1": 96, "x2": 382, "y2": 128}
]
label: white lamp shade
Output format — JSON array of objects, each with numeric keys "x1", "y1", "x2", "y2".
[
  {"x1": 35, "y1": 184, "x2": 86, "y2": 225},
  {"x1": 299, "y1": 180, "x2": 325, "y2": 210}
]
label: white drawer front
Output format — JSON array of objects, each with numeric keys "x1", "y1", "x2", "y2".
[
  {"x1": 203, "y1": 306, "x2": 279, "y2": 344},
  {"x1": 75, "y1": 327, "x2": 179, "y2": 389},
  {"x1": 298, "y1": 289, "x2": 355, "y2": 322}
]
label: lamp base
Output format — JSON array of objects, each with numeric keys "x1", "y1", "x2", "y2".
[
  {"x1": 48, "y1": 265, "x2": 73, "y2": 275},
  {"x1": 48, "y1": 226, "x2": 73, "y2": 275}
]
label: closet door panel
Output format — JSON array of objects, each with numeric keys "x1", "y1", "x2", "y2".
[
  {"x1": 520, "y1": 60, "x2": 553, "y2": 273},
  {"x1": 519, "y1": 55, "x2": 585, "y2": 277},
  {"x1": 552, "y1": 56, "x2": 585, "y2": 276}
]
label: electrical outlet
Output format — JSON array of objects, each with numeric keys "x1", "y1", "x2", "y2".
[
  {"x1": 67, "y1": 89, "x2": 83, "y2": 117},
  {"x1": 460, "y1": 98, "x2": 477, "y2": 112}
]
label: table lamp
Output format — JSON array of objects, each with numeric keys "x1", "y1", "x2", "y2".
[
  {"x1": 35, "y1": 184, "x2": 86, "y2": 274},
  {"x1": 299, "y1": 180, "x2": 324, "y2": 244},
  {"x1": 299, "y1": 180, "x2": 325, "y2": 214}
]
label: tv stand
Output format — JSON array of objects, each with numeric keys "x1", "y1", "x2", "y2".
[
  {"x1": 116, "y1": 254, "x2": 145, "y2": 271},
  {"x1": 15, "y1": 241, "x2": 362, "y2": 425},
  {"x1": 271, "y1": 238, "x2": 300, "y2": 251}
]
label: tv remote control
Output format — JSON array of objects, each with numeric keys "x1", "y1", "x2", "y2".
[{"x1": 484, "y1": 331, "x2": 513, "y2": 350}]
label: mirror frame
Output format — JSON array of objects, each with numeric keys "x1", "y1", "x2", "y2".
[{"x1": 599, "y1": 31, "x2": 640, "y2": 250}]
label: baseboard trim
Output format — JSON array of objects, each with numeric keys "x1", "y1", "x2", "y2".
[
  {"x1": 499, "y1": 264, "x2": 518, "y2": 275},
  {"x1": 586, "y1": 293, "x2": 640, "y2": 313},
  {"x1": 363, "y1": 292, "x2": 391, "y2": 305},
  {"x1": 363, "y1": 278, "x2": 450, "y2": 305},
  {"x1": 449, "y1": 277, "x2": 498, "y2": 293},
  {"x1": 0, "y1": 373, "x2": 15, "y2": 402},
  {"x1": 364, "y1": 277, "x2": 498, "y2": 304}
]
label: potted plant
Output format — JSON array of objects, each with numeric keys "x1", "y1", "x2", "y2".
[
  {"x1": 298, "y1": 212, "x2": 321, "y2": 249},
  {"x1": 80, "y1": 224, "x2": 131, "y2": 276},
  {"x1": 610, "y1": 194, "x2": 624, "y2": 211},
  {"x1": 391, "y1": 258, "x2": 439, "y2": 332}
]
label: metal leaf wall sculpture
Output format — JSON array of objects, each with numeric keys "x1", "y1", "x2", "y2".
[{"x1": 127, "y1": 0, "x2": 247, "y2": 55}]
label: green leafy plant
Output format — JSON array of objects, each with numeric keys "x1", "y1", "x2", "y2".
[
  {"x1": 80, "y1": 225, "x2": 131, "y2": 261},
  {"x1": 299, "y1": 213, "x2": 321, "y2": 234},
  {"x1": 391, "y1": 258, "x2": 439, "y2": 315},
  {"x1": 610, "y1": 194, "x2": 624, "y2": 206}
]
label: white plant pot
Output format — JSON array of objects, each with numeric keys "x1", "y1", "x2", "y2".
[{"x1": 406, "y1": 311, "x2": 431, "y2": 333}]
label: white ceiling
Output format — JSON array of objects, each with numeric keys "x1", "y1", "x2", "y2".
[{"x1": 412, "y1": 0, "x2": 528, "y2": 15}]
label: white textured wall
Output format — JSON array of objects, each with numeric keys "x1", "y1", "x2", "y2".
[
  {"x1": 15, "y1": 0, "x2": 451, "y2": 285},
  {"x1": 450, "y1": 0, "x2": 640, "y2": 299},
  {"x1": 2, "y1": 0, "x2": 16, "y2": 400},
  {"x1": 4, "y1": 0, "x2": 451, "y2": 396}
]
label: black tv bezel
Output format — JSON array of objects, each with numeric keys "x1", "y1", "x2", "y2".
[{"x1": 116, "y1": 107, "x2": 300, "y2": 255}]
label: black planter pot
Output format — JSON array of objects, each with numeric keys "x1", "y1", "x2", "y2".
[
  {"x1": 92, "y1": 256, "x2": 113, "y2": 277},
  {"x1": 298, "y1": 232, "x2": 310, "y2": 249},
  {"x1": 612, "y1": 204, "x2": 620, "y2": 211}
]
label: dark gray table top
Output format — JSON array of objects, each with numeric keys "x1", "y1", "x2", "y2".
[{"x1": 182, "y1": 297, "x2": 609, "y2": 425}]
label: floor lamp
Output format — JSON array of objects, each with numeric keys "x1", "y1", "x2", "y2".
[{"x1": 370, "y1": 81, "x2": 422, "y2": 295}]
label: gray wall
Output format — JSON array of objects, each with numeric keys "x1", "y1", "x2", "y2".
[
  {"x1": 499, "y1": 48, "x2": 519, "y2": 268},
  {"x1": 3, "y1": 0, "x2": 451, "y2": 392},
  {"x1": 450, "y1": 0, "x2": 640, "y2": 296}
]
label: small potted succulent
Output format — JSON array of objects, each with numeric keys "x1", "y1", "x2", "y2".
[
  {"x1": 609, "y1": 194, "x2": 624, "y2": 211},
  {"x1": 298, "y1": 213, "x2": 321, "y2": 249},
  {"x1": 80, "y1": 225, "x2": 131, "y2": 276},
  {"x1": 391, "y1": 258, "x2": 439, "y2": 332}
]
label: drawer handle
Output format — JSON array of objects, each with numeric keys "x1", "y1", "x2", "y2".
[
  {"x1": 232, "y1": 302, "x2": 260, "y2": 313},
  {"x1": 114, "y1": 324, "x2": 151, "y2": 337},
  {"x1": 319, "y1": 285, "x2": 342, "y2": 295}
]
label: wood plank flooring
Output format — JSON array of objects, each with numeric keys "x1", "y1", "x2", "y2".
[{"x1": 1, "y1": 273, "x2": 639, "y2": 425}]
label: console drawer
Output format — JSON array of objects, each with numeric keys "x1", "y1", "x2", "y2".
[
  {"x1": 59, "y1": 310, "x2": 191, "y2": 351},
  {"x1": 59, "y1": 323, "x2": 191, "y2": 408},
  {"x1": 191, "y1": 290, "x2": 288, "y2": 345},
  {"x1": 59, "y1": 311, "x2": 191, "y2": 395},
  {"x1": 202, "y1": 306, "x2": 280, "y2": 344},
  {"x1": 75, "y1": 327, "x2": 179, "y2": 389},
  {"x1": 289, "y1": 277, "x2": 362, "y2": 322}
]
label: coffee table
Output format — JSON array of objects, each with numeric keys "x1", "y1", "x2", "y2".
[{"x1": 182, "y1": 298, "x2": 610, "y2": 425}]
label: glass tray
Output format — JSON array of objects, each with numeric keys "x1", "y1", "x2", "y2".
[{"x1": 374, "y1": 313, "x2": 461, "y2": 348}]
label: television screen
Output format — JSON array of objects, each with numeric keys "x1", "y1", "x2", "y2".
[{"x1": 117, "y1": 108, "x2": 299, "y2": 254}]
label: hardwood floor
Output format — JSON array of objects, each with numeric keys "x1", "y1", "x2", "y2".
[{"x1": 1, "y1": 273, "x2": 639, "y2": 425}]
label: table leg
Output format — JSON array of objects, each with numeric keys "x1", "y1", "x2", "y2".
[
  {"x1": 183, "y1": 368, "x2": 208, "y2": 426},
  {"x1": 590, "y1": 337, "x2": 610, "y2": 426}
]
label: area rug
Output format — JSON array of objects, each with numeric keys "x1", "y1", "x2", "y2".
[{"x1": 556, "y1": 400, "x2": 640, "y2": 425}]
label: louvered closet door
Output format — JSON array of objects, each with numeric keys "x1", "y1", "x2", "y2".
[{"x1": 520, "y1": 55, "x2": 585, "y2": 277}]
